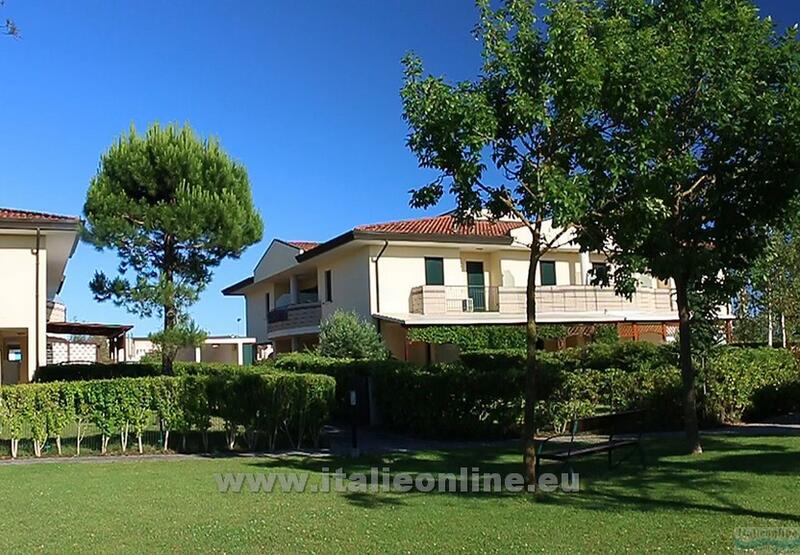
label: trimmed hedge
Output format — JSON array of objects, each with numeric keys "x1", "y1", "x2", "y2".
[
  {"x1": 0, "y1": 372, "x2": 335, "y2": 459},
  {"x1": 461, "y1": 341, "x2": 675, "y2": 374},
  {"x1": 272, "y1": 353, "x2": 409, "y2": 417},
  {"x1": 270, "y1": 343, "x2": 800, "y2": 438},
  {"x1": 33, "y1": 361, "x2": 267, "y2": 382}
]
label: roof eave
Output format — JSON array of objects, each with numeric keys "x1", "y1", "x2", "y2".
[
  {"x1": 0, "y1": 218, "x2": 81, "y2": 232},
  {"x1": 295, "y1": 230, "x2": 513, "y2": 262},
  {"x1": 222, "y1": 276, "x2": 255, "y2": 296}
]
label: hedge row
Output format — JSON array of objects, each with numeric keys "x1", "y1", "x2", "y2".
[
  {"x1": 0, "y1": 372, "x2": 335, "y2": 459},
  {"x1": 460, "y1": 341, "x2": 676, "y2": 374},
  {"x1": 273, "y1": 344, "x2": 800, "y2": 438},
  {"x1": 404, "y1": 323, "x2": 621, "y2": 350},
  {"x1": 270, "y1": 353, "x2": 409, "y2": 417},
  {"x1": 33, "y1": 361, "x2": 266, "y2": 382}
]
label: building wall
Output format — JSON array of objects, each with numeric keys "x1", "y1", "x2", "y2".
[
  {"x1": 244, "y1": 280, "x2": 273, "y2": 343},
  {"x1": 0, "y1": 234, "x2": 48, "y2": 382},
  {"x1": 370, "y1": 245, "x2": 467, "y2": 314},
  {"x1": 318, "y1": 247, "x2": 372, "y2": 322},
  {"x1": 500, "y1": 249, "x2": 582, "y2": 287},
  {"x1": 254, "y1": 241, "x2": 302, "y2": 282}
]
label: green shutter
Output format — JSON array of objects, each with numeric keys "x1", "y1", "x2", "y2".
[
  {"x1": 540, "y1": 261, "x2": 557, "y2": 286},
  {"x1": 425, "y1": 257, "x2": 445, "y2": 285}
]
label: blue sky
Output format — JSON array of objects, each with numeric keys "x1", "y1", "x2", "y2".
[{"x1": 2, "y1": 1, "x2": 796, "y2": 336}]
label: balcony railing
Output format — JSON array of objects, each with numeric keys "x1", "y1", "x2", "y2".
[
  {"x1": 267, "y1": 302, "x2": 322, "y2": 336},
  {"x1": 409, "y1": 285, "x2": 676, "y2": 315}
]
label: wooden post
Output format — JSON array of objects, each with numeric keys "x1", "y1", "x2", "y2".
[{"x1": 632, "y1": 323, "x2": 640, "y2": 341}]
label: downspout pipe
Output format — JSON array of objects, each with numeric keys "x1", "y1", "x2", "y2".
[
  {"x1": 33, "y1": 228, "x2": 42, "y2": 379},
  {"x1": 373, "y1": 240, "x2": 389, "y2": 331}
]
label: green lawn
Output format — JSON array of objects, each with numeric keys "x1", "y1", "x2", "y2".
[{"x1": 1, "y1": 435, "x2": 798, "y2": 553}]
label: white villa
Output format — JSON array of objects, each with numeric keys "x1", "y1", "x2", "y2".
[
  {"x1": 224, "y1": 212, "x2": 731, "y2": 363},
  {"x1": 0, "y1": 208, "x2": 136, "y2": 384}
]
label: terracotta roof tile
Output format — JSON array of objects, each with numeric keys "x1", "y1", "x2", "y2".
[
  {"x1": 286, "y1": 241, "x2": 320, "y2": 252},
  {"x1": 0, "y1": 208, "x2": 79, "y2": 222},
  {"x1": 355, "y1": 214, "x2": 524, "y2": 237}
]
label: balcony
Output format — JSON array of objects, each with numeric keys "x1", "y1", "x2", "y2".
[
  {"x1": 409, "y1": 285, "x2": 675, "y2": 315},
  {"x1": 267, "y1": 302, "x2": 322, "y2": 337}
]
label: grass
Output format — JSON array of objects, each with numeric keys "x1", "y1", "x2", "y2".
[{"x1": 0, "y1": 435, "x2": 798, "y2": 553}]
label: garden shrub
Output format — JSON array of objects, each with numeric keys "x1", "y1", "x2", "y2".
[
  {"x1": 318, "y1": 309, "x2": 389, "y2": 360},
  {"x1": 702, "y1": 347, "x2": 800, "y2": 423}
]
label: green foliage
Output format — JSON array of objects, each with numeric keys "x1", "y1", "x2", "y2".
[
  {"x1": 702, "y1": 348, "x2": 800, "y2": 423},
  {"x1": 34, "y1": 360, "x2": 270, "y2": 382},
  {"x1": 83, "y1": 122, "x2": 263, "y2": 369},
  {"x1": 593, "y1": 324, "x2": 619, "y2": 344},
  {"x1": 318, "y1": 310, "x2": 389, "y2": 360},
  {"x1": 738, "y1": 200, "x2": 800, "y2": 345},
  {"x1": 0, "y1": 372, "x2": 335, "y2": 458},
  {"x1": 273, "y1": 353, "x2": 407, "y2": 418},
  {"x1": 147, "y1": 320, "x2": 208, "y2": 365},
  {"x1": 461, "y1": 341, "x2": 674, "y2": 374},
  {"x1": 571, "y1": 0, "x2": 800, "y2": 447},
  {"x1": 406, "y1": 324, "x2": 570, "y2": 350}
]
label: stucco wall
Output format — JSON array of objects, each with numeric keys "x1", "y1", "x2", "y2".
[
  {"x1": 318, "y1": 247, "x2": 371, "y2": 322},
  {"x1": 254, "y1": 240, "x2": 302, "y2": 282},
  {"x1": 244, "y1": 281, "x2": 273, "y2": 343},
  {"x1": 0, "y1": 234, "x2": 48, "y2": 382}
]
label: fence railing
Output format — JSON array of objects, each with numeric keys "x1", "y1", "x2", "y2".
[
  {"x1": 410, "y1": 285, "x2": 676, "y2": 315},
  {"x1": 267, "y1": 302, "x2": 322, "y2": 334}
]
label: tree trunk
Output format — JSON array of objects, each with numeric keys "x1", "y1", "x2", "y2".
[
  {"x1": 138, "y1": 434, "x2": 143, "y2": 454},
  {"x1": 523, "y1": 244, "x2": 540, "y2": 489},
  {"x1": 163, "y1": 303, "x2": 176, "y2": 375},
  {"x1": 120, "y1": 423, "x2": 129, "y2": 453},
  {"x1": 675, "y1": 276, "x2": 703, "y2": 454},
  {"x1": 162, "y1": 236, "x2": 177, "y2": 376},
  {"x1": 781, "y1": 313, "x2": 787, "y2": 348},
  {"x1": 56, "y1": 436, "x2": 62, "y2": 456},
  {"x1": 768, "y1": 310, "x2": 774, "y2": 347}
]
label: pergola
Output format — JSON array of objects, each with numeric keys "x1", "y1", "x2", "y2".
[{"x1": 46, "y1": 322, "x2": 133, "y2": 362}]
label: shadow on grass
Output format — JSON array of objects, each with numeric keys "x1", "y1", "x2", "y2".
[{"x1": 244, "y1": 435, "x2": 800, "y2": 522}]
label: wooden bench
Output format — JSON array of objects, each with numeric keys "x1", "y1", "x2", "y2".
[{"x1": 535, "y1": 409, "x2": 647, "y2": 477}]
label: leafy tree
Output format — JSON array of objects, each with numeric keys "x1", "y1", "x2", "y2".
[
  {"x1": 318, "y1": 310, "x2": 389, "y2": 360},
  {"x1": 83, "y1": 123, "x2": 263, "y2": 373},
  {"x1": 738, "y1": 206, "x2": 800, "y2": 347},
  {"x1": 401, "y1": 0, "x2": 606, "y2": 487},
  {"x1": 575, "y1": 0, "x2": 800, "y2": 453}
]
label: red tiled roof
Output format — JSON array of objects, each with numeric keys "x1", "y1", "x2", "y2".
[
  {"x1": 0, "y1": 208, "x2": 78, "y2": 222},
  {"x1": 286, "y1": 241, "x2": 319, "y2": 252},
  {"x1": 355, "y1": 214, "x2": 525, "y2": 237}
]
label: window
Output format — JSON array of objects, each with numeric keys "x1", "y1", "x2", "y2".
[
  {"x1": 590, "y1": 262, "x2": 609, "y2": 284},
  {"x1": 6, "y1": 345, "x2": 22, "y2": 362},
  {"x1": 265, "y1": 293, "x2": 271, "y2": 312},
  {"x1": 425, "y1": 257, "x2": 444, "y2": 286},
  {"x1": 325, "y1": 270, "x2": 333, "y2": 302},
  {"x1": 540, "y1": 261, "x2": 557, "y2": 286}
]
